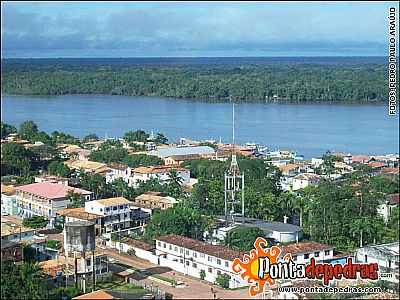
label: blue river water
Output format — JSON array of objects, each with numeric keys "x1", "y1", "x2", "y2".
[{"x1": 2, "y1": 94, "x2": 399, "y2": 158}]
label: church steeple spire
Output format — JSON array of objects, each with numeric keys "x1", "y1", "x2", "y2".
[{"x1": 224, "y1": 98, "x2": 245, "y2": 226}]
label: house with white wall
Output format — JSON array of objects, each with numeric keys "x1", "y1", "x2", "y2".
[
  {"x1": 155, "y1": 234, "x2": 247, "y2": 289},
  {"x1": 130, "y1": 165, "x2": 190, "y2": 187},
  {"x1": 280, "y1": 242, "x2": 334, "y2": 264},
  {"x1": 377, "y1": 194, "x2": 399, "y2": 223},
  {"x1": 105, "y1": 163, "x2": 132, "y2": 184},
  {"x1": 355, "y1": 242, "x2": 399, "y2": 283},
  {"x1": 292, "y1": 173, "x2": 321, "y2": 191},
  {"x1": 311, "y1": 157, "x2": 324, "y2": 168}
]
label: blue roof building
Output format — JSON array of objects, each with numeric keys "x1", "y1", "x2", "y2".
[{"x1": 150, "y1": 146, "x2": 215, "y2": 158}]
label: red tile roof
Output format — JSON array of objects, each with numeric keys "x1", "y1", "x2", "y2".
[
  {"x1": 368, "y1": 161, "x2": 387, "y2": 168},
  {"x1": 120, "y1": 237, "x2": 154, "y2": 251},
  {"x1": 16, "y1": 182, "x2": 92, "y2": 200},
  {"x1": 157, "y1": 234, "x2": 243, "y2": 261},
  {"x1": 108, "y1": 163, "x2": 129, "y2": 171},
  {"x1": 387, "y1": 194, "x2": 399, "y2": 205},
  {"x1": 133, "y1": 165, "x2": 188, "y2": 174},
  {"x1": 73, "y1": 290, "x2": 115, "y2": 300},
  {"x1": 352, "y1": 155, "x2": 371, "y2": 163},
  {"x1": 281, "y1": 242, "x2": 334, "y2": 256}
]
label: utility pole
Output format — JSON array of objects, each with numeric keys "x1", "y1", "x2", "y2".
[
  {"x1": 74, "y1": 253, "x2": 78, "y2": 289},
  {"x1": 92, "y1": 250, "x2": 95, "y2": 292}
]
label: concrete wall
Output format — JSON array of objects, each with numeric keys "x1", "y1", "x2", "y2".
[
  {"x1": 265, "y1": 230, "x2": 302, "y2": 243},
  {"x1": 157, "y1": 252, "x2": 246, "y2": 289},
  {"x1": 107, "y1": 240, "x2": 159, "y2": 264}
]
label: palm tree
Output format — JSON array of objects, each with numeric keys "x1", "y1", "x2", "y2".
[
  {"x1": 293, "y1": 196, "x2": 307, "y2": 227},
  {"x1": 350, "y1": 217, "x2": 372, "y2": 247},
  {"x1": 167, "y1": 169, "x2": 184, "y2": 186},
  {"x1": 113, "y1": 178, "x2": 129, "y2": 197},
  {"x1": 278, "y1": 192, "x2": 295, "y2": 221},
  {"x1": 19, "y1": 262, "x2": 47, "y2": 298}
]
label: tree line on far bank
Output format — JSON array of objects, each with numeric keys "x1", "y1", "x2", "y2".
[{"x1": 2, "y1": 62, "x2": 388, "y2": 103}]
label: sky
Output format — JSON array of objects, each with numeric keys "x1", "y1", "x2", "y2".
[{"x1": 1, "y1": 1, "x2": 398, "y2": 58}]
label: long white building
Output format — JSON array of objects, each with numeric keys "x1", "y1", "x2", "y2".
[{"x1": 155, "y1": 234, "x2": 247, "y2": 289}]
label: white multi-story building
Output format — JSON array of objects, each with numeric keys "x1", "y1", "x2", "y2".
[
  {"x1": 155, "y1": 234, "x2": 247, "y2": 289},
  {"x1": 355, "y1": 242, "x2": 399, "y2": 283},
  {"x1": 84, "y1": 197, "x2": 131, "y2": 234},
  {"x1": 83, "y1": 197, "x2": 150, "y2": 236},
  {"x1": 1, "y1": 185, "x2": 18, "y2": 216},
  {"x1": 292, "y1": 173, "x2": 321, "y2": 191},
  {"x1": 15, "y1": 182, "x2": 93, "y2": 227},
  {"x1": 311, "y1": 157, "x2": 324, "y2": 168},
  {"x1": 130, "y1": 165, "x2": 190, "y2": 187},
  {"x1": 105, "y1": 163, "x2": 132, "y2": 184}
]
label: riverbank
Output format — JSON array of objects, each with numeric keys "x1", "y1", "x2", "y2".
[{"x1": 2, "y1": 93, "x2": 386, "y2": 105}]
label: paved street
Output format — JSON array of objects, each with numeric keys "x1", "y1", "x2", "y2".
[{"x1": 100, "y1": 247, "x2": 254, "y2": 299}]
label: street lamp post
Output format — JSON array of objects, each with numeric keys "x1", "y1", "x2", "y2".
[{"x1": 211, "y1": 287, "x2": 217, "y2": 299}]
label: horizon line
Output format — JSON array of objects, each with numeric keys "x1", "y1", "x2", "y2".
[{"x1": 2, "y1": 55, "x2": 391, "y2": 59}]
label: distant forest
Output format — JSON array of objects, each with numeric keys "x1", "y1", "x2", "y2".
[{"x1": 1, "y1": 58, "x2": 388, "y2": 103}]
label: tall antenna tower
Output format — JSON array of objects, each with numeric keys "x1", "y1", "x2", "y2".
[{"x1": 224, "y1": 101, "x2": 245, "y2": 226}]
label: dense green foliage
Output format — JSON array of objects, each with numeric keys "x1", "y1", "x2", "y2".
[
  {"x1": 66, "y1": 190, "x2": 84, "y2": 208},
  {"x1": 19, "y1": 120, "x2": 52, "y2": 144},
  {"x1": 89, "y1": 140, "x2": 128, "y2": 163},
  {"x1": 186, "y1": 157, "x2": 399, "y2": 251},
  {"x1": 22, "y1": 216, "x2": 49, "y2": 229},
  {"x1": 1, "y1": 261, "x2": 48, "y2": 299},
  {"x1": 144, "y1": 204, "x2": 211, "y2": 241},
  {"x1": 1, "y1": 142, "x2": 35, "y2": 176},
  {"x1": 215, "y1": 273, "x2": 231, "y2": 289},
  {"x1": 50, "y1": 131, "x2": 80, "y2": 145},
  {"x1": 2, "y1": 61, "x2": 388, "y2": 103},
  {"x1": 22, "y1": 245, "x2": 38, "y2": 262},
  {"x1": 44, "y1": 240, "x2": 61, "y2": 250},
  {"x1": 124, "y1": 130, "x2": 149, "y2": 143},
  {"x1": 187, "y1": 156, "x2": 283, "y2": 219},
  {"x1": 88, "y1": 139, "x2": 163, "y2": 167},
  {"x1": 298, "y1": 174, "x2": 399, "y2": 250},
  {"x1": 1, "y1": 121, "x2": 167, "y2": 185},
  {"x1": 82, "y1": 133, "x2": 99, "y2": 143},
  {"x1": 123, "y1": 154, "x2": 163, "y2": 168},
  {"x1": 224, "y1": 227, "x2": 265, "y2": 251},
  {"x1": 1, "y1": 261, "x2": 80, "y2": 300},
  {"x1": 47, "y1": 160, "x2": 70, "y2": 177},
  {"x1": 1, "y1": 121, "x2": 17, "y2": 139}
]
